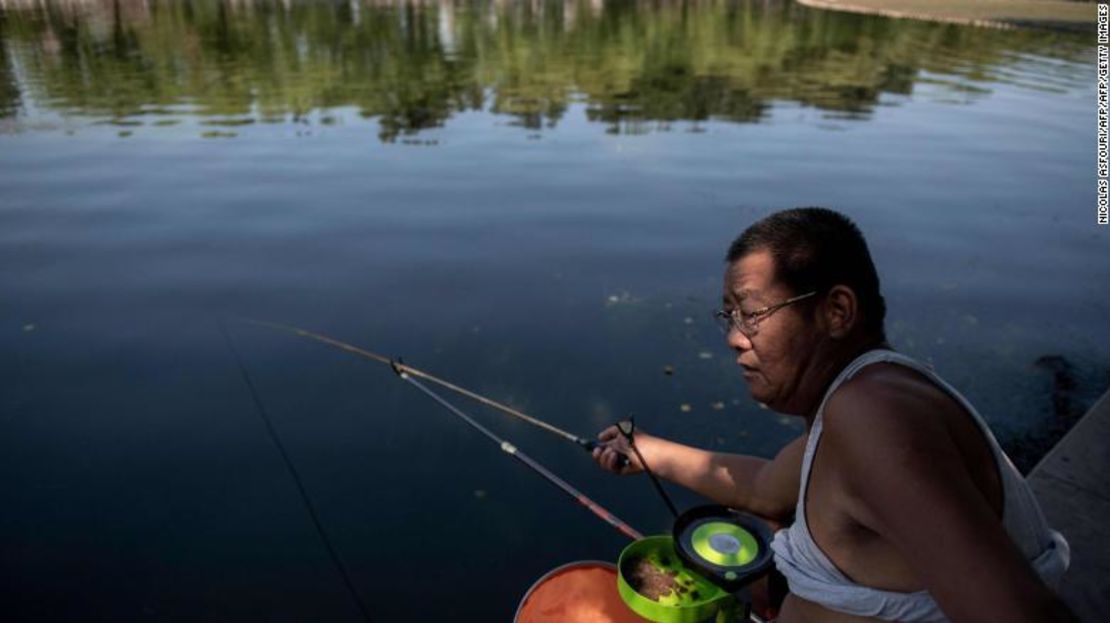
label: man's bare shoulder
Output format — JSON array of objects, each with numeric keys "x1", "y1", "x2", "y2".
[
  {"x1": 820, "y1": 362, "x2": 966, "y2": 466},
  {"x1": 824, "y1": 363, "x2": 958, "y2": 431}
]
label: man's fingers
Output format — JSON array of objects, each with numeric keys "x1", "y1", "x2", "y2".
[
  {"x1": 591, "y1": 434, "x2": 638, "y2": 475},
  {"x1": 605, "y1": 448, "x2": 624, "y2": 471},
  {"x1": 598, "y1": 426, "x2": 619, "y2": 442},
  {"x1": 593, "y1": 445, "x2": 619, "y2": 473}
]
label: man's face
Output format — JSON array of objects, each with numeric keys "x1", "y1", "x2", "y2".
[{"x1": 722, "y1": 250, "x2": 819, "y2": 413}]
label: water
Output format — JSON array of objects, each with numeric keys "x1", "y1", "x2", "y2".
[{"x1": 0, "y1": 1, "x2": 1105, "y2": 620}]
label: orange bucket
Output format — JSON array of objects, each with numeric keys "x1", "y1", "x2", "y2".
[{"x1": 515, "y1": 561, "x2": 651, "y2": 623}]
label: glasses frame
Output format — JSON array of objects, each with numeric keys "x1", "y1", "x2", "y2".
[{"x1": 714, "y1": 290, "x2": 818, "y2": 337}]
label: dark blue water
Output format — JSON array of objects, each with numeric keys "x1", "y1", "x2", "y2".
[{"x1": 1, "y1": 1, "x2": 1105, "y2": 620}]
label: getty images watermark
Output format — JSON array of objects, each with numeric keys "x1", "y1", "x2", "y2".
[{"x1": 1100, "y1": 3, "x2": 1109, "y2": 224}]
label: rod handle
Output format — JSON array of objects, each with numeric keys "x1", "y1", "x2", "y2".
[{"x1": 580, "y1": 439, "x2": 630, "y2": 469}]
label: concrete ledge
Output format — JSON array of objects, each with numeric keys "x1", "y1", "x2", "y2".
[
  {"x1": 1029, "y1": 387, "x2": 1110, "y2": 623},
  {"x1": 795, "y1": 0, "x2": 1097, "y2": 31}
]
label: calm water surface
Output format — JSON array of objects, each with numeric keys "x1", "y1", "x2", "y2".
[{"x1": 1, "y1": 1, "x2": 1105, "y2": 620}]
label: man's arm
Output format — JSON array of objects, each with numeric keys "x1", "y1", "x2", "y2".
[
  {"x1": 822, "y1": 377, "x2": 1073, "y2": 623},
  {"x1": 594, "y1": 428, "x2": 805, "y2": 522}
]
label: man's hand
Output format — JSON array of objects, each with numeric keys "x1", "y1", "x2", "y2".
[
  {"x1": 591, "y1": 425, "x2": 644, "y2": 475},
  {"x1": 591, "y1": 424, "x2": 804, "y2": 522}
]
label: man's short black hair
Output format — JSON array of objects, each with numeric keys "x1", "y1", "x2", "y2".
[{"x1": 726, "y1": 207, "x2": 886, "y2": 337}]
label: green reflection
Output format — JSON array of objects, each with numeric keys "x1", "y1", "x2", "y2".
[
  {"x1": 0, "y1": 22, "x2": 19, "y2": 118},
  {"x1": 0, "y1": 0, "x2": 1087, "y2": 141}
]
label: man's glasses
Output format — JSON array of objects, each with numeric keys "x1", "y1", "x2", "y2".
[{"x1": 713, "y1": 291, "x2": 817, "y2": 338}]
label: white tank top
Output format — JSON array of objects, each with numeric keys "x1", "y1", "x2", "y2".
[{"x1": 769, "y1": 349, "x2": 1069, "y2": 622}]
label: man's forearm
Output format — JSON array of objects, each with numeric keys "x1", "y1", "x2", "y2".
[{"x1": 633, "y1": 434, "x2": 775, "y2": 514}]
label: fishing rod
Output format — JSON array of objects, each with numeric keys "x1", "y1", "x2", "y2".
[
  {"x1": 395, "y1": 364, "x2": 643, "y2": 541},
  {"x1": 228, "y1": 319, "x2": 641, "y2": 541},
  {"x1": 243, "y1": 319, "x2": 625, "y2": 462}
]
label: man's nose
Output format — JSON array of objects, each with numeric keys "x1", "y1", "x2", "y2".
[{"x1": 726, "y1": 326, "x2": 752, "y2": 351}]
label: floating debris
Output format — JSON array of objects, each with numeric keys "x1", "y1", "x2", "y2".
[
  {"x1": 663, "y1": 365, "x2": 675, "y2": 376},
  {"x1": 474, "y1": 489, "x2": 487, "y2": 499},
  {"x1": 201, "y1": 118, "x2": 255, "y2": 127},
  {"x1": 117, "y1": 131, "x2": 133, "y2": 138},
  {"x1": 683, "y1": 317, "x2": 694, "y2": 325},
  {"x1": 606, "y1": 291, "x2": 633, "y2": 306},
  {"x1": 710, "y1": 401, "x2": 725, "y2": 411},
  {"x1": 22, "y1": 324, "x2": 35, "y2": 332},
  {"x1": 697, "y1": 351, "x2": 713, "y2": 360},
  {"x1": 679, "y1": 404, "x2": 692, "y2": 413}
]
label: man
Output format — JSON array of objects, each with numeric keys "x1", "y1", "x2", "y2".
[{"x1": 593, "y1": 208, "x2": 1071, "y2": 623}]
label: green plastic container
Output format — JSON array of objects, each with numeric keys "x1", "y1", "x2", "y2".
[{"x1": 616, "y1": 536, "x2": 733, "y2": 623}]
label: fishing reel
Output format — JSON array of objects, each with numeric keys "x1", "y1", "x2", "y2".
[
  {"x1": 672, "y1": 505, "x2": 774, "y2": 593},
  {"x1": 615, "y1": 505, "x2": 775, "y2": 623}
]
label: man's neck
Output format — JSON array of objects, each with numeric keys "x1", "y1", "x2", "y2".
[{"x1": 798, "y1": 334, "x2": 890, "y2": 429}]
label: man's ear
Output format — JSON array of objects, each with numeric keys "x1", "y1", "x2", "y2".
[{"x1": 823, "y1": 285, "x2": 858, "y2": 338}]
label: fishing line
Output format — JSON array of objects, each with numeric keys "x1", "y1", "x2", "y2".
[
  {"x1": 219, "y1": 321, "x2": 373, "y2": 623},
  {"x1": 243, "y1": 319, "x2": 624, "y2": 464},
  {"x1": 618, "y1": 418, "x2": 679, "y2": 519}
]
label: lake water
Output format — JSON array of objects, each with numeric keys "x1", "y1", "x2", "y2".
[{"x1": 1, "y1": 0, "x2": 1105, "y2": 620}]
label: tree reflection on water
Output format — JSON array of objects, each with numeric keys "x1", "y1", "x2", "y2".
[{"x1": 0, "y1": 0, "x2": 1088, "y2": 141}]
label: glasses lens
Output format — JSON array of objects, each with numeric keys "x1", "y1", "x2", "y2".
[
  {"x1": 714, "y1": 311, "x2": 732, "y2": 334},
  {"x1": 715, "y1": 310, "x2": 753, "y2": 336}
]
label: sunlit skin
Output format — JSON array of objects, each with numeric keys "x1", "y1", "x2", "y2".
[{"x1": 593, "y1": 249, "x2": 1073, "y2": 623}]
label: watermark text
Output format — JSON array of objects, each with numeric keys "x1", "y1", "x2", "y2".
[{"x1": 1099, "y1": 3, "x2": 1109, "y2": 224}]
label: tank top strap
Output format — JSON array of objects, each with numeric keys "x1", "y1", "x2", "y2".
[{"x1": 797, "y1": 348, "x2": 907, "y2": 516}]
